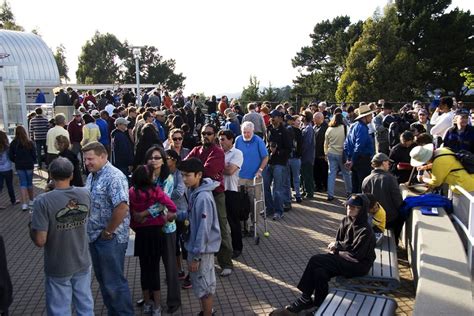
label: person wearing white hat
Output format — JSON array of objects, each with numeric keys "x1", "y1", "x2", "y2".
[
  {"x1": 410, "y1": 143, "x2": 474, "y2": 226},
  {"x1": 344, "y1": 104, "x2": 375, "y2": 193}
]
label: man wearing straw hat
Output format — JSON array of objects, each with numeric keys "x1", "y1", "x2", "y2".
[
  {"x1": 410, "y1": 143, "x2": 474, "y2": 227},
  {"x1": 344, "y1": 104, "x2": 376, "y2": 193}
]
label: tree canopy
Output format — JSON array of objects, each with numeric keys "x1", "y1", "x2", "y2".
[
  {"x1": 0, "y1": 0, "x2": 23, "y2": 31},
  {"x1": 76, "y1": 32, "x2": 186, "y2": 89},
  {"x1": 54, "y1": 44, "x2": 69, "y2": 82},
  {"x1": 291, "y1": 16, "x2": 363, "y2": 101},
  {"x1": 240, "y1": 76, "x2": 291, "y2": 104}
]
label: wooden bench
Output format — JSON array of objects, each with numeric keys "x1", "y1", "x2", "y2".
[
  {"x1": 337, "y1": 229, "x2": 400, "y2": 293},
  {"x1": 314, "y1": 289, "x2": 397, "y2": 316}
]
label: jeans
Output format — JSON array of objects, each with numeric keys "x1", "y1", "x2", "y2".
[
  {"x1": 45, "y1": 266, "x2": 94, "y2": 316},
  {"x1": 35, "y1": 139, "x2": 47, "y2": 167},
  {"x1": 0, "y1": 170, "x2": 16, "y2": 204},
  {"x1": 16, "y1": 169, "x2": 33, "y2": 188},
  {"x1": 287, "y1": 158, "x2": 301, "y2": 200},
  {"x1": 327, "y1": 153, "x2": 352, "y2": 198},
  {"x1": 89, "y1": 237, "x2": 133, "y2": 316},
  {"x1": 263, "y1": 164, "x2": 286, "y2": 216}
]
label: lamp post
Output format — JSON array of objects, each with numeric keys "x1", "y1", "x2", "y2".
[{"x1": 132, "y1": 47, "x2": 141, "y2": 106}]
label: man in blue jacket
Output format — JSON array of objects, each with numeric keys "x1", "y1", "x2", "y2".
[
  {"x1": 111, "y1": 118, "x2": 134, "y2": 177},
  {"x1": 344, "y1": 104, "x2": 375, "y2": 193},
  {"x1": 178, "y1": 158, "x2": 221, "y2": 316}
]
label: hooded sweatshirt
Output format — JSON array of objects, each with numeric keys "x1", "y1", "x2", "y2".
[
  {"x1": 334, "y1": 194, "x2": 376, "y2": 267},
  {"x1": 185, "y1": 178, "x2": 221, "y2": 259}
]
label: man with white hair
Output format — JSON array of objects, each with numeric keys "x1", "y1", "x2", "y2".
[
  {"x1": 242, "y1": 103, "x2": 266, "y2": 138},
  {"x1": 234, "y1": 122, "x2": 269, "y2": 227}
]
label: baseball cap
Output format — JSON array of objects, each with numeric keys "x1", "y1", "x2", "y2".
[
  {"x1": 114, "y1": 117, "x2": 129, "y2": 126},
  {"x1": 270, "y1": 110, "x2": 284, "y2": 118},
  {"x1": 371, "y1": 153, "x2": 394, "y2": 164},
  {"x1": 91, "y1": 110, "x2": 100, "y2": 117}
]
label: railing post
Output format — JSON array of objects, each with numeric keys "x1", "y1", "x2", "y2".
[{"x1": 468, "y1": 197, "x2": 474, "y2": 274}]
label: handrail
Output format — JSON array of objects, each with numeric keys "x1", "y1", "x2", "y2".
[{"x1": 450, "y1": 185, "x2": 474, "y2": 274}]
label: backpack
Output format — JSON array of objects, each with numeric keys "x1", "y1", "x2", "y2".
[{"x1": 434, "y1": 149, "x2": 474, "y2": 174}]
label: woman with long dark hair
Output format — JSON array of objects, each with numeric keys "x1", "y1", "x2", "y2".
[
  {"x1": 134, "y1": 123, "x2": 162, "y2": 168},
  {"x1": 9, "y1": 125, "x2": 36, "y2": 211},
  {"x1": 165, "y1": 129, "x2": 190, "y2": 159},
  {"x1": 0, "y1": 131, "x2": 18, "y2": 209},
  {"x1": 129, "y1": 165, "x2": 177, "y2": 315},
  {"x1": 324, "y1": 113, "x2": 352, "y2": 201},
  {"x1": 142, "y1": 146, "x2": 181, "y2": 313}
]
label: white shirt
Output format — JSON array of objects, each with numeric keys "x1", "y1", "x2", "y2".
[
  {"x1": 430, "y1": 110, "x2": 455, "y2": 138},
  {"x1": 105, "y1": 104, "x2": 115, "y2": 116},
  {"x1": 224, "y1": 147, "x2": 243, "y2": 192}
]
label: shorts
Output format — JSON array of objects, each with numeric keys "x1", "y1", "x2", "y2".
[
  {"x1": 188, "y1": 253, "x2": 216, "y2": 299},
  {"x1": 17, "y1": 169, "x2": 33, "y2": 188}
]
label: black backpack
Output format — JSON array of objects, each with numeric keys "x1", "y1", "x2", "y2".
[{"x1": 434, "y1": 149, "x2": 474, "y2": 174}]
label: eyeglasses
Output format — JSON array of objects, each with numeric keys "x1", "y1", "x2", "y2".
[
  {"x1": 201, "y1": 131, "x2": 214, "y2": 136},
  {"x1": 150, "y1": 156, "x2": 162, "y2": 160},
  {"x1": 172, "y1": 137, "x2": 183, "y2": 141}
]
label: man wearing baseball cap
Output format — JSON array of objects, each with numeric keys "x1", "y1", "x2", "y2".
[
  {"x1": 111, "y1": 118, "x2": 134, "y2": 177},
  {"x1": 362, "y1": 153, "x2": 404, "y2": 244},
  {"x1": 344, "y1": 104, "x2": 375, "y2": 193},
  {"x1": 443, "y1": 109, "x2": 474, "y2": 153}
]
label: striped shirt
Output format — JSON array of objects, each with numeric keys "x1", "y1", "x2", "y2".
[{"x1": 29, "y1": 115, "x2": 49, "y2": 141}]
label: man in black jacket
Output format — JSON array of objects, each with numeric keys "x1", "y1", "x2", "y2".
[
  {"x1": 111, "y1": 118, "x2": 134, "y2": 177},
  {"x1": 313, "y1": 112, "x2": 328, "y2": 192},
  {"x1": 263, "y1": 110, "x2": 292, "y2": 220},
  {"x1": 271, "y1": 194, "x2": 376, "y2": 315}
]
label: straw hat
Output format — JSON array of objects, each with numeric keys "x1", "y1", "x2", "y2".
[
  {"x1": 355, "y1": 104, "x2": 375, "y2": 120},
  {"x1": 409, "y1": 143, "x2": 434, "y2": 167}
]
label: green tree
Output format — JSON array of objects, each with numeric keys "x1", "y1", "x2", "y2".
[
  {"x1": 76, "y1": 31, "x2": 126, "y2": 84},
  {"x1": 395, "y1": 0, "x2": 474, "y2": 97},
  {"x1": 260, "y1": 82, "x2": 279, "y2": 102},
  {"x1": 121, "y1": 45, "x2": 185, "y2": 91},
  {"x1": 54, "y1": 44, "x2": 69, "y2": 82},
  {"x1": 240, "y1": 75, "x2": 260, "y2": 102},
  {"x1": 0, "y1": 0, "x2": 24, "y2": 31},
  {"x1": 292, "y1": 16, "x2": 363, "y2": 100},
  {"x1": 336, "y1": 5, "x2": 417, "y2": 102}
]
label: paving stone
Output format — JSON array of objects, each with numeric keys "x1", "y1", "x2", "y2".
[{"x1": 0, "y1": 172, "x2": 415, "y2": 315}]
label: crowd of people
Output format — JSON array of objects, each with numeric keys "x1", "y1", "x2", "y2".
[{"x1": 0, "y1": 87, "x2": 473, "y2": 315}]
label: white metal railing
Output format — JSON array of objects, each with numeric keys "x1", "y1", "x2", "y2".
[{"x1": 450, "y1": 185, "x2": 474, "y2": 273}]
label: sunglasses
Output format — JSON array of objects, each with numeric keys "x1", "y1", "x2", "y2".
[
  {"x1": 150, "y1": 156, "x2": 162, "y2": 160},
  {"x1": 172, "y1": 137, "x2": 183, "y2": 141},
  {"x1": 166, "y1": 156, "x2": 176, "y2": 161},
  {"x1": 201, "y1": 132, "x2": 214, "y2": 136}
]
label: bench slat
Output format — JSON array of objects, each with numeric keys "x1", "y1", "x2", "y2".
[
  {"x1": 370, "y1": 297, "x2": 388, "y2": 315},
  {"x1": 357, "y1": 295, "x2": 376, "y2": 315},
  {"x1": 322, "y1": 290, "x2": 346, "y2": 314},
  {"x1": 335, "y1": 291, "x2": 355, "y2": 314}
]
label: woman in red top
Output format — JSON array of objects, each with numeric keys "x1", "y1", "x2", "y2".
[
  {"x1": 260, "y1": 106, "x2": 271, "y2": 127},
  {"x1": 163, "y1": 91, "x2": 173, "y2": 110},
  {"x1": 129, "y1": 165, "x2": 177, "y2": 315}
]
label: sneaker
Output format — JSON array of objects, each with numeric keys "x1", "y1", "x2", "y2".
[
  {"x1": 327, "y1": 196, "x2": 334, "y2": 201},
  {"x1": 286, "y1": 297, "x2": 314, "y2": 313},
  {"x1": 296, "y1": 197, "x2": 303, "y2": 203},
  {"x1": 28, "y1": 200, "x2": 34, "y2": 208},
  {"x1": 178, "y1": 270, "x2": 186, "y2": 280},
  {"x1": 182, "y1": 275, "x2": 192, "y2": 289},
  {"x1": 21, "y1": 204, "x2": 28, "y2": 212},
  {"x1": 152, "y1": 306, "x2": 162, "y2": 316},
  {"x1": 220, "y1": 268, "x2": 232, "y2": 277},
  {"x1": 143, "y1": 302, "x2": 153, "y2": 314},
  {"x1": 272, "y1": 213, "x2": 284, "y2": 221},
  {"x1": 198, "y1": 309, "x2": 216, "y2": 316}
]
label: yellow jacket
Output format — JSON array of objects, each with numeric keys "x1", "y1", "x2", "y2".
[
  {"x1": 81, "y1": 123, "x2": 101, "y2": 146},
  {"x1": 429, "y1": 147, "x2": 474, "y2": 193}
]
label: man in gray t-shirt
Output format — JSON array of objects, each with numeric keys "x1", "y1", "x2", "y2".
[{"x1": 30, "y1": 157, "x2": 94, "y2": 315}]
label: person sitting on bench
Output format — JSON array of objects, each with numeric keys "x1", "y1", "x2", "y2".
[{"x1": 271, "y1": 194, "x2": 376, "y2": 315}]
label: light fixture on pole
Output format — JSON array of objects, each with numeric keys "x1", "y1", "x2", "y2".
[{"x1": 132, "y1": 47, "x2": 142, "y2": 106}]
